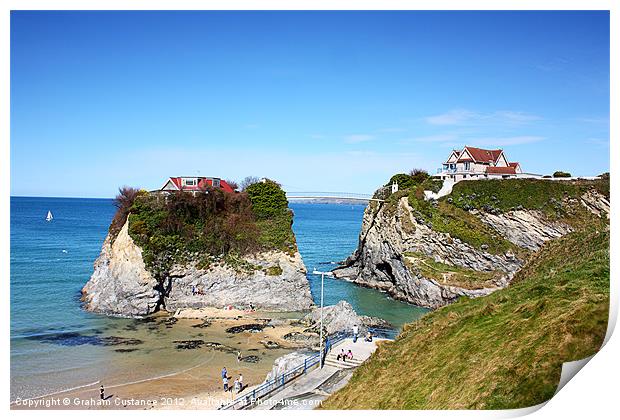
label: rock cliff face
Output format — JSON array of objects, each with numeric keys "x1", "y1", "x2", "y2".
[
  {"x1": 332, "y1": 189, "x2": 603, "y2": 309},
  {"x1": 82, "y1": 220, "x2": 314, "y2": 317},
  {"x1": 82, "y1": 221, "x2": 161, "y2": 317},
  {"x1": 302, "y1": 300, "x2": 391, "y2": 336}
]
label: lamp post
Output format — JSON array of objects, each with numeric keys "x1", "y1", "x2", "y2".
[{"x1": 312, "y1": 270, "x2": 330, "y2": 368}]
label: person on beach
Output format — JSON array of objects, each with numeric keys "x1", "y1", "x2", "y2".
[
  {"x1": 233, "y1": 378, "x2": 240, "y2": 393},
  {"x1": 238, "y1": 374, "x2": 244, "y2": 390},
  {"x1": 237, "y1": 351, "x2": 242, "y2": 363},
  {"x1": 223, "y1": 376, "x2": 229, "y2": 392},
  {"x1": 365, "y1": 331, "x2": 373, "y2": 342},
  {"x1": 222, "y1": 366, "x2": 227, "y2": 379},
  {"x1": 100, "y1": 384, "x2": 105, "y2": 400},
  {"x1": 352, "y1": 324, "x2": 359, "y2": 343}
]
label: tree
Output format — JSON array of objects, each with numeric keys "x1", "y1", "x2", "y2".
[
  {"x1": 110, "y1": 186, "x2": 143, "y2": 237},
  {"x1": 245, "y1": 180, "x2": 288, "y2": 219},
  {"x1": 240, "y1": 176, "x2": 260, "y2": 191},
  {"x1": 388, "y1": 173, "x2": 415, "y2": 190},
  {"x1": 225, "y1": 179, "x2": 239, "y2": 191},
  {"x1": 553, "y1": 171, "x2": 571, "y2": 178},
  {"x1": 409, "y1": 168, "x2": 430, "y2": 184}
]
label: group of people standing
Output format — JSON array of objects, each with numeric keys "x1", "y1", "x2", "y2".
[{"x1": 221, "y1": 367, "x2": 243, "y2": 394}]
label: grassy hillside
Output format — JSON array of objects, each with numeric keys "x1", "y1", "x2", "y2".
[
  {"x1": 450, "y1": 178, "x2": 609, "y2": 218},
  {"x1": 322, "y1": 221, "x2": 609, "y2": 409}
]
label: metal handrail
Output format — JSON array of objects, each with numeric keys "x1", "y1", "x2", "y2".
[
  {"x1": 219, "y1": 327, "x2": 396, "y2": 410},
  {"x1": 219, "y1": 352, "x2": 322, "y2": 410}
]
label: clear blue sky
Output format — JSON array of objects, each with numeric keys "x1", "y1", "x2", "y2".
[{"x1": 11, "y1": 11, "x2": 609, "y2": 198}]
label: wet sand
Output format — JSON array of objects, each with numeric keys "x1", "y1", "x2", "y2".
[{"x1": 11, "y1": 308, "x2": 313, "y2": 410}]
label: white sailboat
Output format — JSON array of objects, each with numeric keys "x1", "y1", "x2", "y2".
[{"x1": 46, "y1": 210, "x2": 53, "y2": 222}]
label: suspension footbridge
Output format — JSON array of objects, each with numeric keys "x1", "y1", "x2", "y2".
[{"x1": 285, "y1": 191, "x2": 379, "y2": 202}]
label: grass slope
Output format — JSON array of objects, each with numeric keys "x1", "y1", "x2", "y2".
[{"x1": 322, "y1": 223, "x2": 609, "y2": 410}]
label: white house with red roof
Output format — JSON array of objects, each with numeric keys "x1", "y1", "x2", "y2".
[
  {"x1": 435, "y1": 146, "x2": 536, "y2": 182},
  {"x1": 153, "y1": 176, "x2": 235, "y2": 195}
]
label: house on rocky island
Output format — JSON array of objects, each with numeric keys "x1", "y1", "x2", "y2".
[
  {"x1": 152, "y1": 176, "x2": 235, "y2": 195},
  {"x1": 435, "y1": 146, "x2": 537, "y2": 181}
]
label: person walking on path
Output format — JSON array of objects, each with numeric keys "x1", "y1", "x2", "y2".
[
  {"x1": 233, "y1": 378, "x2": 240, "y2": 394},
  {"x1": 221, "y1": 367, "x2": 228, "y2": 379},
  {"x1": 238, "y1": 374, "x2": 244, "y2": 390},
  {"x1": 223, "y1": 376, "x2": 229, "y2": 392},
  {"x1": 353, "y1": 324, "x2": 359, "y2": 343}
]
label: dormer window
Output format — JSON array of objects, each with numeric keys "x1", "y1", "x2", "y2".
[
  {"x1": 183, "y1": 178, "x2": 197, "y2": 186},
  {"x1": 213, "y1": 178, "x2": 221, "y2": 188}
]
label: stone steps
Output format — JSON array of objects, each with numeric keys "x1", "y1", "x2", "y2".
[{"x1": 324, "y1": 355, "x2": 363, "y2": 369}]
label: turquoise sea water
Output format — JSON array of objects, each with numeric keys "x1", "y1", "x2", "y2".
[{"x1": 10, "y1": 197, "x2": 426, "y2": 400}]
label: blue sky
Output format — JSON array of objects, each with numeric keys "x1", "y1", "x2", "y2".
[{"x1": 11, "y1": 11, "x2": 609, "y2": 198}]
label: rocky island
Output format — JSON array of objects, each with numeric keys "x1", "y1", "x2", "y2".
[{"x1": 82, "y1": 179, "x2": 314, "y2": 317}]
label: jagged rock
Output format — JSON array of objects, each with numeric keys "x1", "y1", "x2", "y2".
[
  {"x1": 82, "y1": 220, "x2": 314, "y2": 317},
  {"x1": 265, "y1": 351, "x2": 315, "y2": 382},
  {"x1": 332, "y1": 189, "x2": 609, "y2": 309},
  {"x1": 81, "y1": 222, "x2": 161, "y2": 317},
  {"x1": 283, "y1": 331, "x2": 319, "y2": 347},
  {"x1": 174, "y1": 340, "x2": 205, "y2": 350},
  {"x1": 332, "y1": 198, "x2": 518, "y2": 309},
  {"x1": 478, "y1": 210, "x2": 572, "y2": 251},
  {"x1": 225, "y1": 323, "x2": 265, "y2": 334},
  {"x1": 164, "y1": 251, "x2": 314, "y2": 313},
  {"x1": 191, "y1": 319, "x2": 212, "y2": 328},
  {"x1": 580, "y1": 189, "x2": 610, "y2": 219},
  {"x1": 260, "y1": 340, "x2": 280, "y2": 349},
  {"x1": 301, "y1": 300, "x2": 391, "y2": 336}
]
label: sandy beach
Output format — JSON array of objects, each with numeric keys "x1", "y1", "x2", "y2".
[{"x1": 11, "y1": 307, "x2": 315, "y2": 410}]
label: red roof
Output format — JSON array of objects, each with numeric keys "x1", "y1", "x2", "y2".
[
  {"x1": 165, "y1": 177, "x2": 235, "y2": 193},
  {"x1": 463, "y1": 146, "x2": 504, "y2": 164},
  {"x1": 486, "y1": 166, "x2": 517, "y2": 174},
  {"x1": 508, "y1": 162, "x2": 520, "y2": 168}
]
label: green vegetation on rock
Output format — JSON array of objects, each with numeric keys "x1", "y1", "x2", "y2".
[
  {"x1": 448, "y1": 178, "x2": 609, "y2": 218},
  {"x1": 322, "y1": 222, "x2": 609, "y2": 409},
  {"x1": 116, "y1": 179, "x2": 295, "y2": 278},
  {"x1": 407, "y1": 194, "x2": 519, "y2": 256},
  {"x1": 403, "y1": 251, "x2": 501, "y2": 289}
]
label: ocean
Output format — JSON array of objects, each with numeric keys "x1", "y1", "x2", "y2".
[{"x1": 10, "y1": 197, "x2": 427, "y2": 401}]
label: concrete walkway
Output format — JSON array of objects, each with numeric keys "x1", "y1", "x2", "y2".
[{"x1": 252, "y1": 337, "x2": 386, "y2": 410}]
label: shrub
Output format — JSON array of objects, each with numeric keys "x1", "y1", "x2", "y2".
[
  {"x1": 421, "y1": 178, "x2": 444, "y2": 193},
  {"x1": 109, "y1": 186, "x2": 145, "y2": 239},
  {"x1": 553, "y1": 171, "x2": 571, "y2": 178},
  {"x1": 225, "y1": 179, "x2": 239, "y2": 191},
  {"x1": 387, "y1": 173, "x2": 416, "y2": 190},
  {"x1": 245, "y1": 180, "x2": 288, "y2": 219},
  {"x1": 119, "y1": 177, "x2": 296, "y2": 278},
  {"x1": 240, "y1": 176, "x2": 261, "y2": 191},
  {"x1": 409, "y1": 168, "x2": 430, "y2": 184}
]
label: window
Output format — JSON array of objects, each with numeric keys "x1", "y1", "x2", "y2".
[
  {"x1": 213, "y1": 178, "x2": 221, "y2": 188},
  {"x1": 464, "y1": 162, "x2": 471, "y2": 171},
  {"x1": 183, "y1": 178, "x2": 197, "y2": 186}
]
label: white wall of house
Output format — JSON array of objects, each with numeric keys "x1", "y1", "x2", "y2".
[{"x1": 495, "y1": 153, "x2": 509, "y2": 167}]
